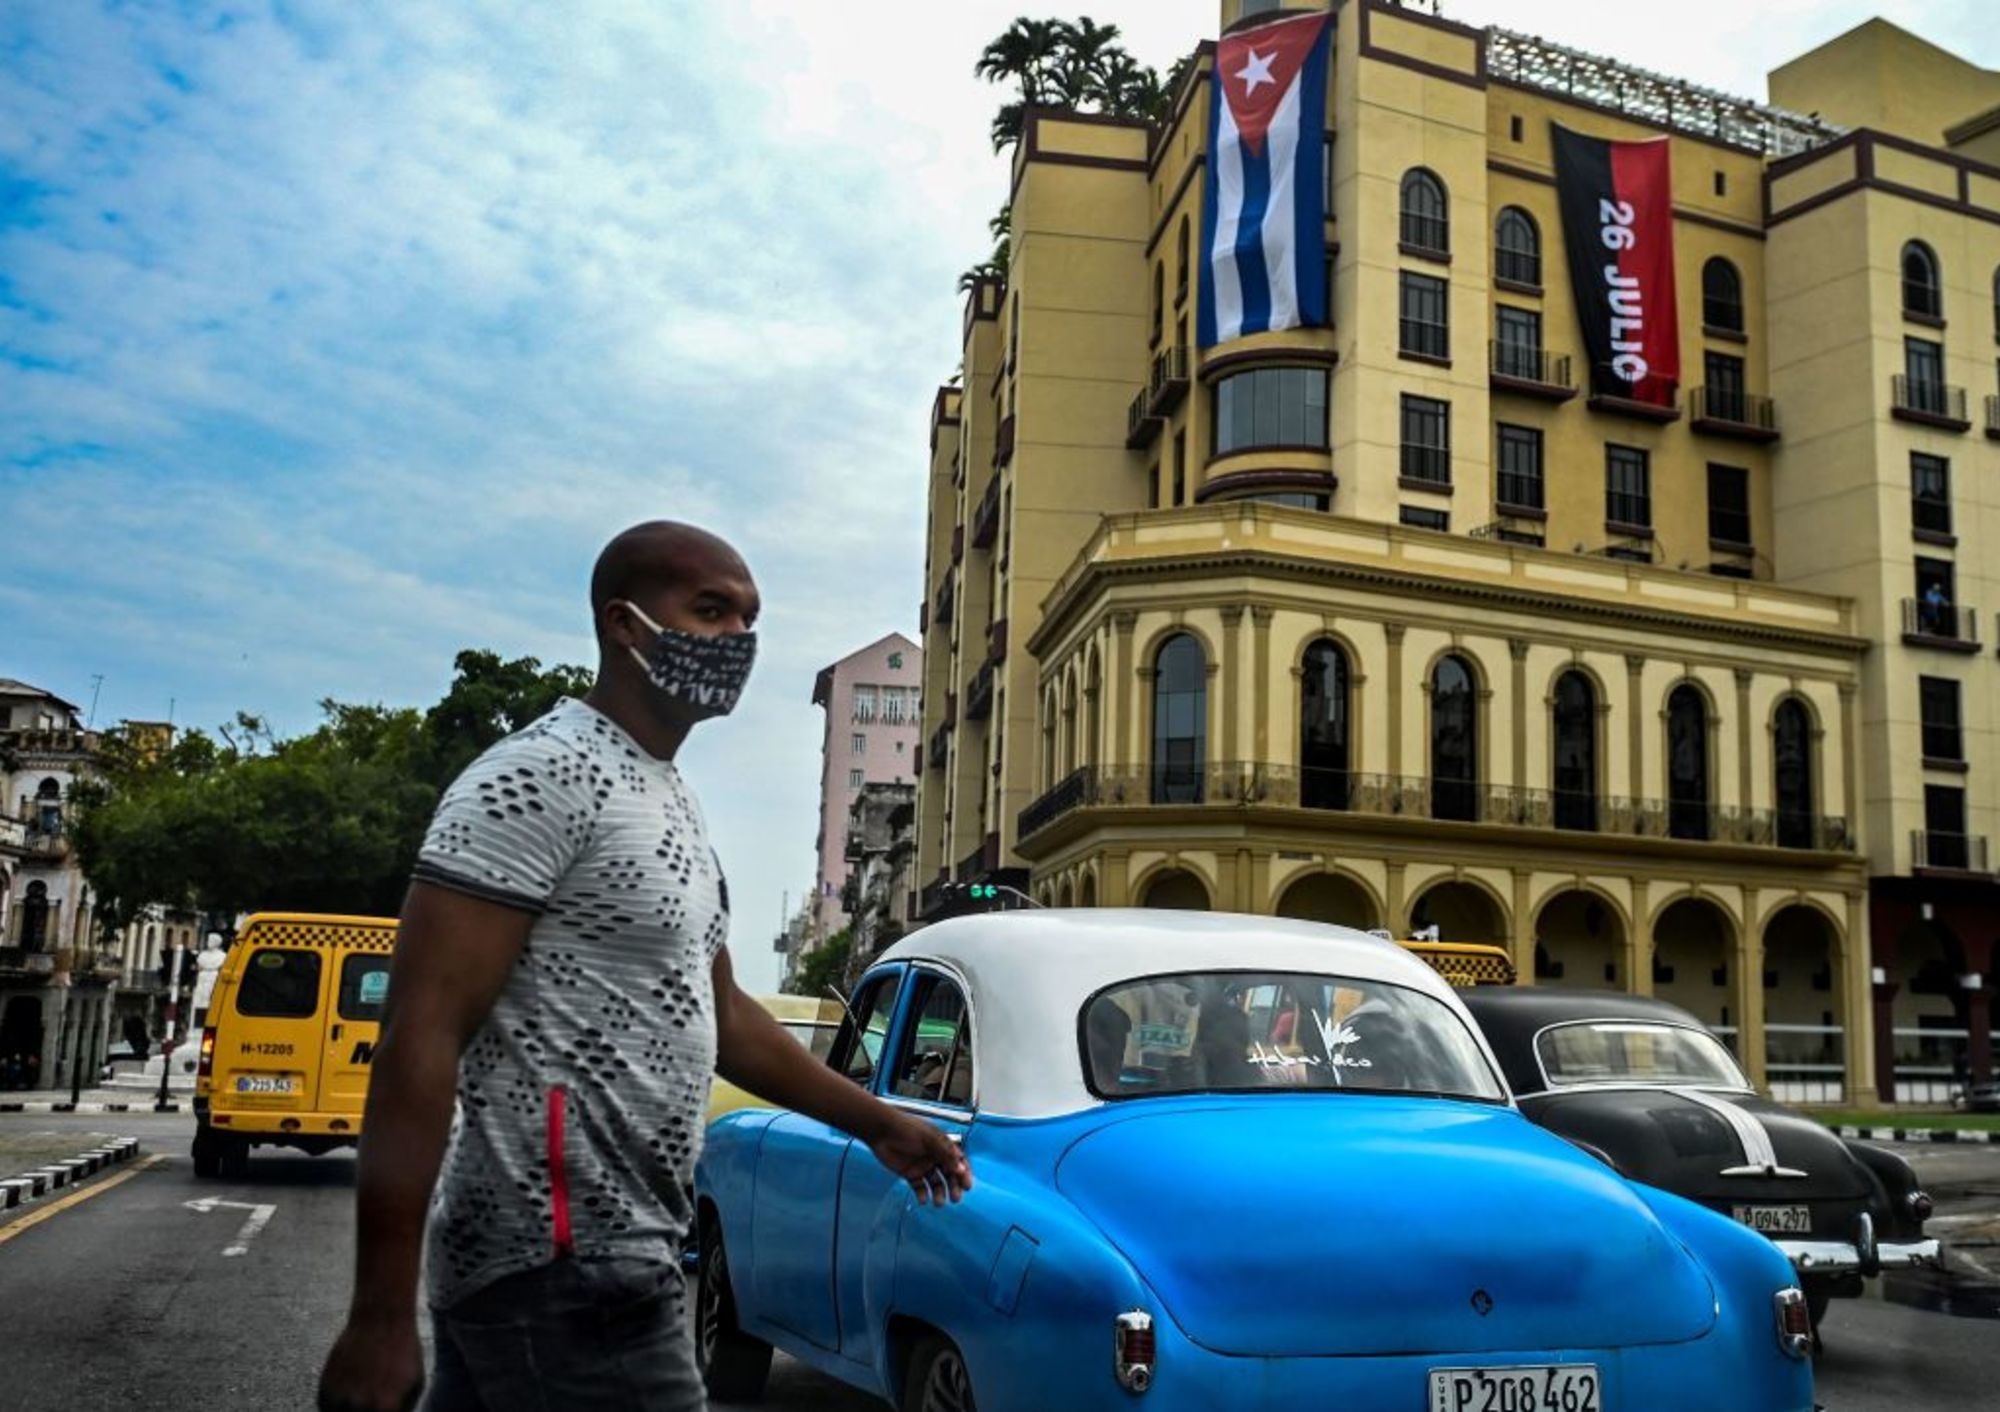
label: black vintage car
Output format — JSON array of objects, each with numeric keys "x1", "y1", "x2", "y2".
[{"x1": 1460, "y1": 987, "x2": 1939, "y2": 1326}]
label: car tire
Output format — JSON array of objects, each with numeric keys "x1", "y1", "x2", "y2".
[
  {"x1": 696, "y1": 1215, "x2": 772, "y2": 1403},
  {"x1": 1805, "y1": 1283, "x2": 1831, "y2": 1330},
  {"x1": 902, "y1": 1334, "x2": 978, "y2": 1412},
  {"x1": 217, "y1": 1135, "x2": 250, "y2": 1181},
  {"x1": 191, "y1": 1122, "x2": 220, "y2": 1179}
]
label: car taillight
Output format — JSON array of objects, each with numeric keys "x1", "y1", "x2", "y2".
[
  {"x1": 1773, "y1": 1287, "x2": 1812, "y2": 1359},
  {"x1": 197, "y1": 1027, "x2": 216, "y2": 1078},
  {"x1": 1908, "y1": 1190, "x2": 1934, "y2": 1223},
  {"x1": 1113, "y1": 1310, "x2": 1154, "y2": 1394}
]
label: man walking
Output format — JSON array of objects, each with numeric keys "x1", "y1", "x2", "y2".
[{"x1": 319, "y1": 522, "x2": 971, "y2": 1412}]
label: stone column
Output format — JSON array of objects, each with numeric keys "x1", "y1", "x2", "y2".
[
  {"x1": 1837, "y1": 681, "x2": 1860, "y2": 838},
  {"x1": 1251, "y1": 606, "x2": 1275, "y2": 763},
  {"x1": 1386, "y1": 860, "x2": 1407, "y2": 935},
  {"x1": 1627, "y1": 878, "x2": 1653, "y2": 997},
  {"x1": 1511, "y1": 868, "x2": 1535, "y2": 986},
  {"x1": 1846, "y1": 890, "x2": 1879, "y2": 1107},
  {"x1": 1385, "y1": 623, "x2": 1407, "y2": 780},
  {"x1": 1101, "y1": 850, "x2": 1133, "y2": 908},
  {"x1": 1734, "y1": 905, "x2": 1769, "y2": 1092},
  {"x1": 1733, "y1": 668, "x2": 1754, "y2": 808},
  {"x1": 1624, "y1": 653, "x2": 1646, "y2": 801},
  {"x1": 1508, "y1": 638, "x2": 1530, "y2": 790},
  {"x1": 1221, "y1": 605, "x2": 1244, "y2": 768},
  {"x1": 1871, "y1": 980, "x2": 1899, "y2": 1107},
  {"x1": 1112, "y1": 611, "x2": 1137, "y2": 769}
]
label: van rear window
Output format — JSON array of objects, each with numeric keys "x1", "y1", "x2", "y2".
[
  {"x1": 235, "y1": 948, "x2": 322, "y2": 1018},
  {"x1": 338, "y1": 954, "x2": 392, "y2": 1022}
]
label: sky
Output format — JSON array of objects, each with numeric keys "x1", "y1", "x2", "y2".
[{"x1": 2, "y1": 0, "x2": 1992, "y2": 991}]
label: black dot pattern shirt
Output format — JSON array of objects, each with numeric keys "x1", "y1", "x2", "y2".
[{"x1": 411, "y1": 698, "x2": 729, "y2": 1307}]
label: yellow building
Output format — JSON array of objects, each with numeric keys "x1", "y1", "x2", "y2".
[{"x1": 916, "y1": 0, "x2": 2000, "y2": 1107}]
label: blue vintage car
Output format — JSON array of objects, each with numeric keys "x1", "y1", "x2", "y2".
[{"x1": 694, "y1": 911, "x2": 1816, "y2": 1411}]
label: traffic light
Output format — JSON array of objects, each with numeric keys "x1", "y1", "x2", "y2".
[{"x1": 966, "y1": 884, "x2": 1000, "y2": 904}]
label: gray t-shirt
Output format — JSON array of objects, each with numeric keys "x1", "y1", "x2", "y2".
[{"x1": 411, "y1": 697, "x2": 729, "y2": 1307}]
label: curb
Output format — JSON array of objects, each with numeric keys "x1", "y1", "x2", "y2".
[
  {"x1": 1833, "y1": 1125, "x2": 2000, "y2": 1144},
  {"x1": 0, "y1": 1102, "x2": 182, "y2": 1114},
  {"x1": 0, "y1": 1137, "x2": 142, "y2": 1211}
]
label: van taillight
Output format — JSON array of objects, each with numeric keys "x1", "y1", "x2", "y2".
[{"x1": 198, "y1": 1027, "x2": 216, "y2": 1077}]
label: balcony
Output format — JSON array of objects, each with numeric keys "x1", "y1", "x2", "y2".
[
  {"x1": 1912, "y1": 830, "x2": 1990, "y2": 875},
  {"x1": 1987, "y1": 395, "x2": 2000, "y2": 441},
  {"x1": 24, "y1": 828, "x2": 69, "y2": 860},
  {"x1": 0, "y1": 728, "x2": 99, "y2": 758},
  {"x1": 933, "y1": 571, "x2": 956, "y2": 628},
  {"x1": 1586, "y1": 373, "x2": 1681, "y2": 422},
  {"x1": 1902, "y1": 598, "x2": 1980, "y2": 653},
  {"x1": 1487, "y1": 342, "x2": 1575, "y2": 401},
  {"x1": 1689, "y1": 385, "x2": 1779, "y2": 442},
  {"x1": 987, "y1": 617, "x2": 1009, "y2": 665},
  {"x1": 964, "y1": 662, "x2": 995, "y2": 722},
  {"x1": 955, "y1": 832, "x2": 1001, "y2": 883},
  {"x1": 970, "y1": 475, "x2": 1001, "y2": 549},
  {"x1": 927, "y1": 723, "x2": 951, "y2": 772},
  {"x1": 950, "y1": 524, "x2": 964, "y2": 567},
  {"x1": 992, "y1": 413, "x2": 1016, "y2": 468},
  {"x1": 1125, "y1": 344, "x2": 1190, "y2": 449},
  {"x1": 1891, "y1": 375, "x2": 1970, "y2": 431},
  {"x1": 0, "y1": 946, "x2": 57, "y2": 979},
  {"x1": 1015, "y1": 762, "x2": 1855, "y2": 853},
  {"x1": 0, "y1": 817, "x2": 24, "y2": 854}
]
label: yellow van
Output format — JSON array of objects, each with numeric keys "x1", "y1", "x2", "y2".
[{"x1": 192, "y1": 912, "x2": 397, "y2": 1178}]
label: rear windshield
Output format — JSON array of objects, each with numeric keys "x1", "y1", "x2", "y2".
[
  {"x1": 337, "y1": 953, "x2": 392, "y2": 1022},
  {"x1": 1536, "y1": 1021, "x2": 1747, "y2": 1089},
  {"x1": 235, "y1": 948, "x2": 322, "y2": 1018},
  {"x1": 1081, "y1": 970, "x2": 1505, "y2": 1102}
]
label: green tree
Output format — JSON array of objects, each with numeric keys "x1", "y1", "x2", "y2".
[{"x1": 786, "y1": 930, "x2": 853, "y2": 998}]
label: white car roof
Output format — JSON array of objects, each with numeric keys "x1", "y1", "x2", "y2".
[{"x1": 874, "y1": 909, "x2": 1506, "y2": 1119}]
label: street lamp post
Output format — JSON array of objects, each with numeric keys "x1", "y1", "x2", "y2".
[{"x1": 156, "y1": 941, "x2": 185, "y2": 1113}]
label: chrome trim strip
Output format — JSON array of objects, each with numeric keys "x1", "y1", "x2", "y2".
[
  {"x1": 1772, "y1": 1237, "x2": 1941, "y2": 1273},
  {"x1": 1674, "y1": 1085, "x2": 1802, "y2": 1177}
]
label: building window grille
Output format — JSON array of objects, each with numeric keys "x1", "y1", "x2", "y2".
[
  {"x1": 1495, "y1": 206, "x2": 1540, "y2": 287},
  {"x1": 1399, "y1": 271, "x2": 1449, "y2": 359},
  {"x1": 1430, "y1": 655, "x2": 1479, "y2": 822},
  {"x1": 1494, "y1": 306, "x2": 1543, "y2": 381},
  {"x1": 1702, "y1": 256, "x2": 1743, "y2": 332},
  {"x1": 1552, "y1": 671, "x2": 1598, "y2": 832},
  {"x1": 1399, "y1": 394, "x2": 1450, "y2": 485},
  {"x1": 1911, "y1": 453, "x2": 1952, "y2": 536},
  {"x1": 1399, "y1": 168, "x2": 1449, "y2": 255},
  {"x1": 1902, "y1": 240, "x2": 1943, "y2": 320},
  {"x1": 1400, "y1": 505, "x2": 1449, "y2": 531},
  {"x1": 1773, "y1": 698, "x2": 1815, "y2": 849},
  {"x1": 1667, "y1": 686, "x2": 1711, "y2": 840},
  {"x1": 1497, "y1": 424, "x2": 1544, "y2": 511},
  {"x1": 1151, "y1": 633, "x2": 1207, "y2": 804},
  {"x1": 1300, "y1": 639, "x2": 1352, "y2": 810},
  {"x1": 1924, "y1": 784, "x2": 1969, "y2": 869},
  {"x1": 1213, "y1": 367, "x2": 1328, "y2": 454},
  {"x1": 1920, "y1": 676, "x2": 1964, "y2": 762},
  {"x1": 1605, "y1": 444, "x2": 1651, "y2": 529},
  {"x1": 1707, "y1": 463, "x2": 1751, "y2": 545}
]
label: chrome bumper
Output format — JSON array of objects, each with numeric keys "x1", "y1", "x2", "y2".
[{"x1": 1775, "y1": 1236, "x2": 1940, "y2": 1275}]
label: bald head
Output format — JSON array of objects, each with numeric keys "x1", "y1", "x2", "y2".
[{"x1": 589, "y1": 522, "x2": 755, "y2": 642}]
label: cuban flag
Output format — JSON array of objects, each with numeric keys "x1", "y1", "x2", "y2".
[{"x1": 1198, "y1": 10, "x2": 1332, "y2": 349}]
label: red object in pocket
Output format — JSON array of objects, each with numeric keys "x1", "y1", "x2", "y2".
[{"x1": 547, "y1": 1084, "x2": 574, "y2": 1256}]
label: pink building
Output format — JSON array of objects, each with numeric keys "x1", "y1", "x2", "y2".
[{"x1": 810, "y1": 633, "x2": 922, "y2": 944}]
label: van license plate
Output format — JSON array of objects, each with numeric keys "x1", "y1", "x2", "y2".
[
  {"x1": 1428, "y1": 1365, "x2": 1600, "y2": 1412},
  {"x1": 235, "y1": 1076, "x2": 296, "y2": 1094},
  {"x1": 1733, "y1": 1204, "x2": 1811, "y2": 1233}
]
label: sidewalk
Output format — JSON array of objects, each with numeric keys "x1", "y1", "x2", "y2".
[{"x1": 0, "y1": 1087, "x2": 187, "y2": 1114}]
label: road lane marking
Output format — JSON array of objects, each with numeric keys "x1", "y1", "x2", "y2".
[
  {"x1": 0, "y1": 1153, "x2": 168, "y2": 1247},
  {"x1": 184, "y1": 1196, "x2": 278, "y2": 1256}
]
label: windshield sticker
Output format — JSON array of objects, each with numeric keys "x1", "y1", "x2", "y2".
[{"x1": 359, "y1": 970, "x2": 389, "y2": 1005}]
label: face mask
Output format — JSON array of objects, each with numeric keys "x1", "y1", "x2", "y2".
[{"x1": 618, "y1": 602, "x2": 756, "y2": 719}]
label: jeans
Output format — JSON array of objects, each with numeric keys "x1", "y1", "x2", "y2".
[{"x1": 423, "y1": 1257, "x2": 705, "y2": 1412}]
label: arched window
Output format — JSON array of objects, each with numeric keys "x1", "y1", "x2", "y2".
[
  {"x1": 20, "y1": 881, "x2": 50, "y2": 951},
  {"x1": 1701, "y1": 257, "x2": 1743, "y2": 333},
  {"x1": 1300, "y1": 639, "x2": 1352, "y2": 809},
  {"x1": 1175, "y1": 216, "x2": 1191, "y2": 305},
  {"x1": 1667, "y1": 686, "x2": 1710, "y2": 840},
  {"x1": 1552, "y1": 672, "x2": 1598, "y2": 831},
  {"x1": 1041, "y1": 689, "x2": 1059, "y2": 790},
  {"x1": 1901, "y1": 241, "x2": 1941, "y2": 319},
  {"x1": 33, "y1": 777, "x2": 60, "y2": 835},
  {"x1": 1399, "y1": 168, "x2": 1449, "y2": 255},
  {"x1": 1773, "y1": 699, "x2": 1815, "y2": 849},
  {"x1": 1430, "y1": 654, "x2": 1478, "y2": 821},
  {"x1": 1151, "y1": 634, "x2": 1207, "y2": 804},
  {"x1": 1494, "y1": 206, "x2": 1540, "y2": 287}
]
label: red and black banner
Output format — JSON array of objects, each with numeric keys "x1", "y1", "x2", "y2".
[{"x1": 1551, "y1": 125, "x2": 1680, "y2": 406}]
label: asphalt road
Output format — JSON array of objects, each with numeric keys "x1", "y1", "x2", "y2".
[{"x1": 0, "y1": 1111, "x2": 1993, "y2": 1412}]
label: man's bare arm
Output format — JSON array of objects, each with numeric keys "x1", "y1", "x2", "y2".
[
  {"x1": 710, "y1": 947, "x2": 971, "y2": 1202},
  {"x1": 318, "y1": 882, "x2": 531, "y2": 1412}
]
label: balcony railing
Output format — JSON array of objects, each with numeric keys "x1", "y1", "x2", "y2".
[
  {"x1": 0, "y1": 728, "x2": 100, "y2": 758},
  {"x1": 933, "y1": 571, "x2": 956, "y2": 627},
  {"x1": 0, "y1": 817, "x2": 25, "y2": 853},
  {"x1": 24, "y1": 828, "x2": 69, "y2": 860},
  {"x1": 1399, "y1": 211, "x2": 1448, "y2": 256},
  {"x1": 0, "y1": 946, "x2": 57, "y2": 977},
  {"x1": 992, "y1": 413, "x2": 1016, "y2": 468},
  {"x1": 964, "y1": 662, "x2": 995, "y2": 722},
  {"x1": 1891, "y1": 375, "x2": 1969, "y2": 429},
  {"x1": 1488, "y1": 341, "x2": 1573, "y2": 397},
  {"x1": 1126, "y1": 345, "x2": 1190, "y2": 449},
  {"x1": 970, "y1": 475, "x2": 1001, "y2": 549},
  {"x1": 1496, "y1": 471, "x2": 1545, "y2": 514},
  {"x1": 926, "y1": 723, "x2": 951, "y2": 771},
  {"x1": 1017, "y1": 763, "x2": 1854, "y2": 850},
  {"x1": 1690, "y1": 385, "x2": 1778, "y2": 439},
  {"x1": 1912, "y1": 830, "x2": 1990, "y2": 874},
  {"x1": 987, "y1": 617, "x2": 1009, "y2": 665},
  {"x1": 1902, "y1": 597, "x2": 1980, "y2": 649}
]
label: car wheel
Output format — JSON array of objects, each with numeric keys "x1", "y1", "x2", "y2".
[
  {"x1": 903, "y1": 1334, "x2": 977, "y2": 1412},
  {"x1": 696, "y1": 1216, "x2": 772, "y2": 1402},
  {"x1": 217, "y1": 1135, "x2": 250, "y2": 1181},
  {"x1": 1805, "y1": 1284, "x2": 1831, "y2": 1330},
  {"x1": 190, "y1": 1122, "x2": 220, "y2": 1179}
]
